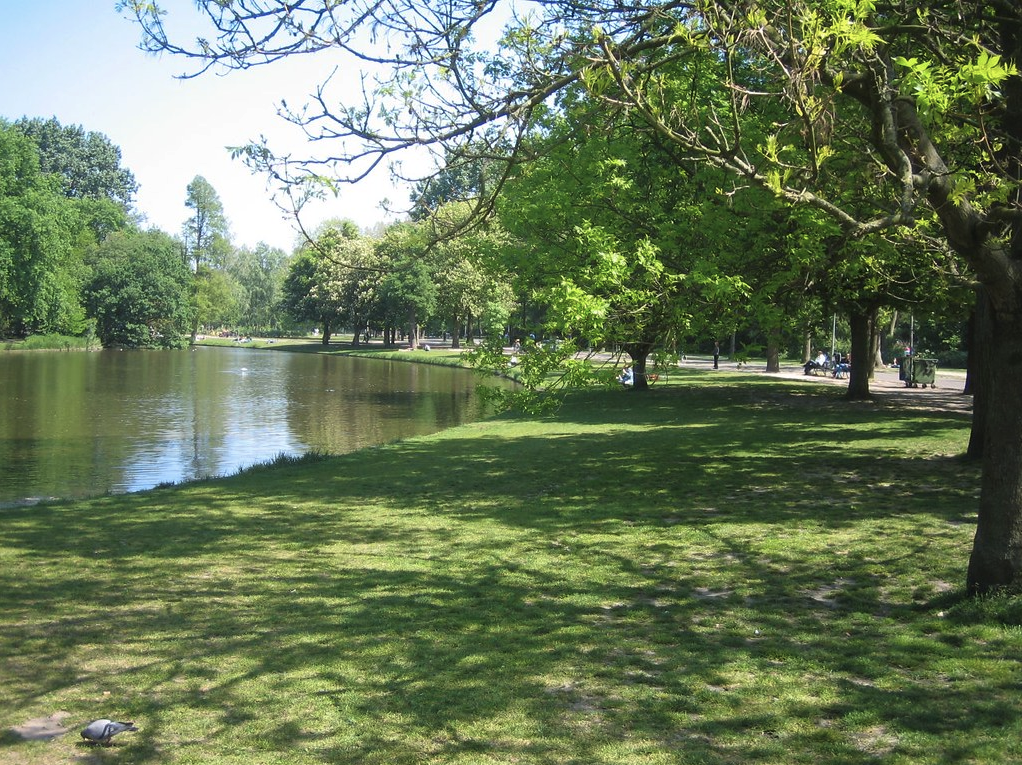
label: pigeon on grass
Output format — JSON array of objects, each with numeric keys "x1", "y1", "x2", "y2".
[{"x1": 80, "y1": 719, "x2": 138, "y2": 745}]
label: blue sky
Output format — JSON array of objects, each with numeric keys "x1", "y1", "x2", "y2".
[{"x1": 0, "y1": 1, "x2": 401, "y2": 250}]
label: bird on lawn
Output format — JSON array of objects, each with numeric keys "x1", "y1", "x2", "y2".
[{"x1": 80, "y1": 719, "x2": 138, "y2": 745}]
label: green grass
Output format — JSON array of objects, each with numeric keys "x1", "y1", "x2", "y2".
[
  {"x1": 1, "y1": 333, "x2": 98, "y2": 351},
  {"x1": 2, "y1": 370, "x2": 1016, "y2": 764},
  {"x1": 196, "y1": 336, "x2": 472, "y2": 369}
]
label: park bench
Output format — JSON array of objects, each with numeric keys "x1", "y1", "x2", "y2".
[{"x1": 805, "y1": 359, "x2": 851, "y2": 379}]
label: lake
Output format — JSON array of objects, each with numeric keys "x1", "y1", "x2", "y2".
[{"x1": 0, "y1": 346, "x2": 497, "y2": 506}]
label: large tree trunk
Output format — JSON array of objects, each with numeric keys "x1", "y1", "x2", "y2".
[
  {"x1": 967, "y1": 304, "x2": 1022, "y2": 593},
  {"x1": 450, "y1": 315, "x2": 461, "y2": 349},
  {"x1": 407, "y1": 308, "x2": 418, "y2": 349},
  {"x1": 883, "y1": 95, "x2": 1022, "y2": 592},
  {"x1": 321, "y1": 319, "x2": 331, "y2": 345},
  {"x1": 966, "y1": 288, "x2": 988, "y2": 459},
  {"x1": 625, "y1": 341, "x2": 655, "y2": 391},
  {"x1": 765, "y1": 328, "x2": 781, "y2": 373},
  {"x1": 869, "y1": 310, "x2": 884, "y2": 373},
  {"x1": 964, "y1": 301, "x2": 976, "y2": 398},
  {"x1": 845, "y1": 310, "x2": 872, "y2": 400}
]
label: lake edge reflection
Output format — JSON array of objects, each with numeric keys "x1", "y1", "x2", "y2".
[{"x1": 0, "y1": 345, "x2": 499, "y2": 506}]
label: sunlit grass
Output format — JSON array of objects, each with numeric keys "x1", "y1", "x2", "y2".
[
  {"x1": 1, "y1": 333, "x2": 97, "y2": 351},
  {"x1": 2, "y1": 370, "x2": 1015, "y2": 764},
  {"x1": 196, "y1": 335, "x2": 471, "y2": 368}
]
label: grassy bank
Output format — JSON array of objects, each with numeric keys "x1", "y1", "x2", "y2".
[
  {"x1": 2, "y1": 370, "x2": 1015, "y2": 764},
  {"x1": 196, "y1": 336, "x2": 472, "y2": 369},
  {"x1": 1, "y1": 333, "x2": 98, "y2": 351}
]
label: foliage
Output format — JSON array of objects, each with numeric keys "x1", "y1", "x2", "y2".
[
  {"x1": 13, "y1": 116, "x2": 137, "y2": 206},
  {"x1": 466, "y1": 335, "x2": 597, "y2": 413},
  {"x1": 13, "y1": 117, "x2": 136, "y2": 242},
  {"x1": 278, "y1": 221, "x2": 380, "y2": 340},
  {"x1": 279, "y1": 250, "x2": 333, "y2": 333},
  {"x1": 226, "y1": 242, "x2": 290, "y2": 331},
  {"x1": 0, "y1": 122, "x2": 88, "y2": 337},
  {"x1": 0, "y1": 117, "x2": 144, "y2": 339},
  {"x1": 374, "y1": 223, "x2": 438, "y2": 340},
  {"x1": 494, "y1": 105, "x2": 753, "y2": 381},
  {"x1": 419, "y1": 202, "x2": 518, "y2": 345},
  {"x1": 1, "y1": 332, "x2": 96, "y2": 351},
  {"x1": 193, "y1": 264, "x2": 245, "y2": 331},
  {"x1": 183, "y1": 175, "x2": 230, "y2": 271},
  {"x1": 84, "y1": 229, "x2": 192, "y2": 348},
  {"x1": 118, "y1": 1, "x2": 1018, "y2": 265},
  {"x1": 409, "y1": 148, "x2": 500, "y2": 220},
  {"x1": 276, "y1": 214, "x2": 516, "y2": 347},
  {"x1": 180, "y1": 175, "x2": 247, "y2": 338}
]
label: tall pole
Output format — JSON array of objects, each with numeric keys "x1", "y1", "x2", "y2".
[{"x1": 831, "y1": 314, "x2": 836, "y2": 357}]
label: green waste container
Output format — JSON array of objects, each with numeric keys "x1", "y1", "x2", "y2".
[{"x1": 900, "y1": 356, "x2": 938, "y2": 388}]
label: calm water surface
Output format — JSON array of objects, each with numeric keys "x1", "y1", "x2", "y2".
[{"x1": 0, "y1": 346, "x2": 497, "y2": 505}]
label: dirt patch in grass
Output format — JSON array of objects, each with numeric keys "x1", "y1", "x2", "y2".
[{"x1": 10, "y1": 712, "x2": 70, "y2": 741}]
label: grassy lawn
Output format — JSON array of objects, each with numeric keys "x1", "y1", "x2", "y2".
[{"x1": 2, "y1": 369, "x2": 1016, "y2": 764}]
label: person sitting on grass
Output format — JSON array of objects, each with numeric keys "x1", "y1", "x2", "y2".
[{"x1": 617, "y1": 366, "x2": 634, "y2": 386}]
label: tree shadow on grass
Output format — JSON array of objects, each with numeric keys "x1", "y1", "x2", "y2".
[{"x1": 0, "y1": 379, "x2": 996, "y2": 764}]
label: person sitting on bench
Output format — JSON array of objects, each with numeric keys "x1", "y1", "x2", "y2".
[
  {"x1": 833, "y1": 352, "x2": 851, "y2": 378},
  {"x1": 804, "y1": 351, "x2": 828, "y2": 375}
]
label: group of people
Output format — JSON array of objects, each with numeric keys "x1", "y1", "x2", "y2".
[{"x1": 804, "y1": 350, "x2": 851, "y2": 378}]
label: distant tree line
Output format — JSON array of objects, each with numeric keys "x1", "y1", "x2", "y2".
[
  {"x1": 0, "y1": 116, "x2": 525, "y2": 351},
  {"x1": 0, "y1": 118, "x2": 293, "y2": 347},
  {"x1": 280, "y1": 210, "x2": 517, "y2": 348}
]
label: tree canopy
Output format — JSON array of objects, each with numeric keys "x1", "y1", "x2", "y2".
[
  {"x1": 183, "y1": 175, "x2": 230, "y2": 271},
  {"x1": 85, "y1": 228, "x2": 193, "y2": 348},
  {"x1": 0, "y1": 122, "x2": 88, "y2": 336},
  {"x1": 14, "y1": 116, "x2": 137, "y2": 241},
  {"x1": 13, "y1": 116, "x2": 137, "y2": 206}
]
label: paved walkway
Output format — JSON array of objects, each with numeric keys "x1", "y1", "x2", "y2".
[{"x1": 681, "y1": 356, "x2": 972, "y2": 414}]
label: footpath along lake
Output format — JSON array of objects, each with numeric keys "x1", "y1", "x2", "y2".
[{"x1": 0, "y1": 345, "x2": 499, "y2": 506}]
